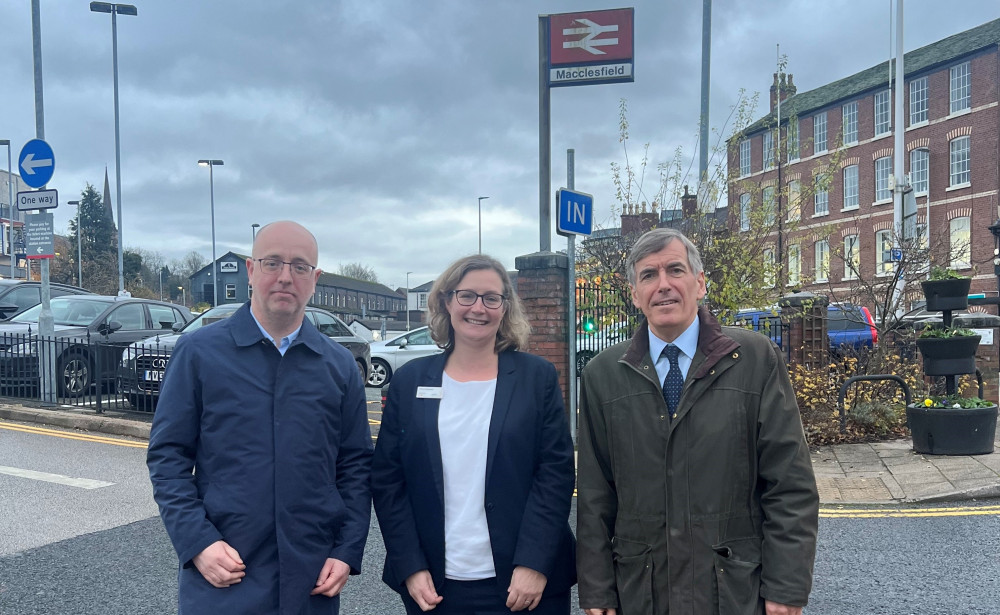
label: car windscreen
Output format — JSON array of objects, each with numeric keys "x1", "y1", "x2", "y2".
[
  {"x1": 13, "y1": 298, "x2": 111, "y2": 326},
  {"x1": 179, "y1": 306, "x2": 240, "y2": 333}
]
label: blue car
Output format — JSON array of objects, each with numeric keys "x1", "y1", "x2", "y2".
[{"x1": 735, "y1": 304, "x2": 877, "y2": 354}]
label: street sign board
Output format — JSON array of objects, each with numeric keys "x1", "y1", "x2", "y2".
[
  {"x1": 556, "y1": 188, "x2": 594, "y2": 237},
  {"x1": 24, "y1": 212, "x2": 54, "y2": 259},
  {"x1": 547, "y1": 8, "x2": 634, "y2": 88},
  {"x1": 18, "y1": 139, "x2": 55, "y2": 189},
  {"x1": 17, "y1": 188, "x2": 58, "y2": 211}
]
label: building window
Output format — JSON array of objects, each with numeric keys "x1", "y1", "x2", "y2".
[
  {"x1": 909, "y1": 76, "x2": 928, "y2": 125},
  {"x1": 763, "y1": 246, "x2": 775, "y2": 287},
  {"x1": 950, "y1": 61, "x2": 970, "y2": 114},
  {"x1": 739, "y1": 193, "x2": 751, "y2": 231},
  {"x1": 418, "y1": 293, "x2": 428, "y2": 309},
  {"x1": 787, "y1": 179, "x2": 800, "y2": 221},
  {"x1": 788, "y1": 245, "x2": 801, "y2": 286},
  {"x1": 814, "y1": 240, "x2": 830, "y2": 282},
  {"x1": 787, "y1": 121, "x2": 799, "y2": 161},
  {"x1": 814, "y1": 175, "x2": 828, "y2": 216},
  {"x1": 844, "y1": 234, "x2": 859, "y2": 280},
  {"x1": 949, "y1": 216, "x2": 971, "y2": 269},
  {"x1": 874, "y1": 89, "x2": 891, "y2": 136},
  {"x1": 843, "y1": 164, "x2": 858, "y2": 210},
  {"x1": 949, "y1": 136, "x2": 970, "y2": 187},
  {"x1": 876, "y1": 229, "x2": 893, "y2": 275},
  {"x1": 875, "y1": 156, "x2": 892, "y2": 202},
  {"x1": 225, "y1": 284, "x2": 236, "y2": 300},
  {"x1": 813, "y1": 113, "x2": 827, "y2": 153},
  {"x1": 763, "y1": 131, "x2": 774, "y2": 169},
  {"x1": 740, "y1": 139, "x2": 751, "y2": 177},
  {"x1": 762, "y1": 186, "x2": 776, "y2": 226},
  {"x1": 910, "y1": 148, "x2": 929, "y2": 194},
  {"x1": 842, "y1": 102, "x2": 858, "y2": 145}
]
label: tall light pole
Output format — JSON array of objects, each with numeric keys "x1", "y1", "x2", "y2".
[
  {"x1": 1, "y1": 139, "x2": 14, "y2": 279},
  {"x1": 90, "y1": 2, "x2": 136, "y2": 294},
  {"x1": 478, "y1": 196, "x2": 489, "y2": 254},
  {"x1": 178, "y1": 285, "x2": 185, "y2": 308},
  {"x1": 251, "y1": 222, "x2": 260, "y2": 246},
  {"x1": 198, "y1": 159, "x2": 224, "y2": 306},
  {"x1": 405, "y1": 271, "x2": 413, "y2": 331},
  {"x1": 68, "y1": 200, "x2": 82, "y2": 287}
]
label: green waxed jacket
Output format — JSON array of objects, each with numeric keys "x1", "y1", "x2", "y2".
[{"x1": 577, "y1": 306, "x2": 818, "y2": 615}]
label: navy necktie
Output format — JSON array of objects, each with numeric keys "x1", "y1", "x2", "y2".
[{"x1": 662, "y1": 344, "x2": 683, "y2": 417}]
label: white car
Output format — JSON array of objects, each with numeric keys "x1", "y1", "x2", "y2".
[{"x1": 366, "y1": 326, "x2": 443, "y2": 387}]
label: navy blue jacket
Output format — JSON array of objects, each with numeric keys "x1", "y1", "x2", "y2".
[
  {"x1": 371, "y1": 350, "x2": 576, "y2": 605},
  {"x1": 147, "y1": 303, "x2": 373, "y2": 615}
]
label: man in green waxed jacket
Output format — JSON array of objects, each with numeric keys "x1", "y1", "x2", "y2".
[{"x1": 577, "y1": 228, "x2": 818, "y2": 615}]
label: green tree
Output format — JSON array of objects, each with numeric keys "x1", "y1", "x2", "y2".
[{"x1": 67, "y1": 183, "x2": 119, "y2": 294}]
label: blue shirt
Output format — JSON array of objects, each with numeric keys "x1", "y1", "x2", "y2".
[
  {"x1": 649, "y1": 315, "x2": 700, "y2": 386},
  {"x1": 249, "y1": 308, "x2": 302, "y2": 356}
]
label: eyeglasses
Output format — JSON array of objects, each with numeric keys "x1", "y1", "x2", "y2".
[
  {"x1": 450, "y1": 289, "x2": 506, "y2": 309},
  {"x1": 254, "y1": 258, "x2": 316, "y2": 277}
]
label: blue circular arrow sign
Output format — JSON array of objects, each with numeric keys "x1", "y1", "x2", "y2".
[{"x1": 18, "y1": 139, "x2": 56, "y2": 189}]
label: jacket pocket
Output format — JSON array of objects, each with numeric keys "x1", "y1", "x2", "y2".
[
  {"x1": 612, "y1": 537, "x2": 654, "y2": 615},
  {"x1": 712, "y1": 542, "x2": 762, "y2": 615}
]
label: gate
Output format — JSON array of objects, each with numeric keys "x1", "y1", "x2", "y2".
[{"x1": 575, "y1": 281, "x2": 641, "y2": 374}]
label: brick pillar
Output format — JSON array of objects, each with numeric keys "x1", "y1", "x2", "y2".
[
  {"x1": 779, "y1": 291, "x2": 828, "y2": 369},
  {"x1": 514, "y1": 251, "x2": 570, "y2": 409}
]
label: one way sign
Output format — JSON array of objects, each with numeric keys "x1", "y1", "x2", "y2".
[{"x1": 18, "y1": 139, "x2": 56, "y2": 189}]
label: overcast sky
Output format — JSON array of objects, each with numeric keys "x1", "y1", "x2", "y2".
[{"x1": 1, "y1": 1, "x2": 997, "y2": 290}]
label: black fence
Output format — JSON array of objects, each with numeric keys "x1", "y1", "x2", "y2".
[
  {"x1": 575, "y1": 281, "x2": 642, "y2": 374},
  {"x1": 0, "y1": 331, "x2": 174, "y2": 413}
]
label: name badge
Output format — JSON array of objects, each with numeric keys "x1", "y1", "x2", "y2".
[{"x1": 416, "y1": 386, "x2": 443, "y2": 399}]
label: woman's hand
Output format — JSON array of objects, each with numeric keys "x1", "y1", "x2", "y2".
[{"x1": 506, "y1": 566, "x2": 547, "y2": 611}]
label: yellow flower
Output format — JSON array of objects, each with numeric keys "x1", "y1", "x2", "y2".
[{"x1": 924, "y1": 398, "x2": 933, "y2": 407}]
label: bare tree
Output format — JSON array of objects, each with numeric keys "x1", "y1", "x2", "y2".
[{"x1": 338, "y1": 262, "x2": 379, "y2": 283}]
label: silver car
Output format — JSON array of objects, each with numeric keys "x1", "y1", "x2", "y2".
[{"x1": 366, "y1": 326, "x2": 442, "y2": 387}]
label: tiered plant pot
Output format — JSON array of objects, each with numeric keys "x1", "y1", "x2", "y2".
[
  {"x1": 915, "y1": 335, "x2": 981, "y2": 376},
  {"x1": 906, "y1": 404, "x2": 998, "y2": 455},
  {"x1": 920, "y1": 278, "x2": 972, "y2": 312}
]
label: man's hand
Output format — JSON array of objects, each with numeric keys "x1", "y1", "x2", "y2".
[
  {"x1": 765, "y1": 600, "x2": 803, "y2": 615},
  {"x1": 404, "y1": 570, "x2": 443, "y2": 611},
  {"x1": 584, "y1": 609, "x2": 617, "y2": 615},
  {"x1": 505, "y1": 566, "x2": 547, "y2": 611},
  {"x1": 192, "y1": 540, "x2": 245, "y2": 588},
  {"x1": 311, "y1": 558, "x2": 351, "y2": 597}
]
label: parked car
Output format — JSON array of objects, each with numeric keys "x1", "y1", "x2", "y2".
[
  {"x1": 118, "y1": 304, "x2": 370, "y2": 410},
  {"x1": 366, "y1": 326, "x2": 442, "y2": 387},
  {"x1": 0, "y1": 296, "x2": 192, "y2": 397},
  {"x1": 0, "y1": 280, "x2": 92, "y2": 320},
  {"x1": 735, "y1": 303, "x2": 877, "y2": 353}
]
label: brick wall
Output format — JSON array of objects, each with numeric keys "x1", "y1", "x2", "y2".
[{"x1": 514, "y1": 252, "x2": 570, "y2": 409}]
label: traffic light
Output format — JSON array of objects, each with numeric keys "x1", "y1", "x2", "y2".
[{"x1": 580, "y1": 316, "x2": 596, "y2": 333}]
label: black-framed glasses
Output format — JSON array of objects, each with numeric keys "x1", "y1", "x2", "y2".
[
  {"x1": 450, "y1": 289, "x2": 506, "y2": 309},
  {"x1": 254, "y1": 258, "x2": 316, "y2": 278}
]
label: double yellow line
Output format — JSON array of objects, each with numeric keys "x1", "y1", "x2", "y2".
[
  {"x1": 0, "y1": 421, "x2": 148, "y2": 449},
  {"x1": 820, "y1": 505, "x2": 1000, "y2": 518}
]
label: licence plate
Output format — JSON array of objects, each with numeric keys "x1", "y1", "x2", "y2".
[{"x1": 143, "y1": 370, "x2": 164, "y2": 382}]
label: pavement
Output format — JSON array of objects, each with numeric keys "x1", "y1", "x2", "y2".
[{"x1": 3, "y1": 401, "x2": 1000, "y2": 506}]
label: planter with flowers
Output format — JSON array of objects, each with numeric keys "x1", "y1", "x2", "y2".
[
  {"x1": 914, "y1": 326, "x2": 980, "y2": 376},
  {"x1": 920, "y1": 266, "x2": 972, "y2": 312}
]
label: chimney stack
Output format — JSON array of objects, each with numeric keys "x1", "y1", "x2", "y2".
[
  {"x1": 681, "y1": 185, "x2": 697, "y2": 217},
  {"x1": 769, "y1": 72, "x2": 796, "y2": 112}
]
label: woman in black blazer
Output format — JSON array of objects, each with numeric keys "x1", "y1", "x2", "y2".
[{"x1": 371, "y1": 254, "x2": 575, "y2": 614}]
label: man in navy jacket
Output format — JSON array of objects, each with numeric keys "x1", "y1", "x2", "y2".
[{"x1": 148, "y1": 221, "x2": 373, "y2": 614}]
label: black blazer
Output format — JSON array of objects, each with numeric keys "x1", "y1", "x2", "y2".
[{"x1": 371, "y1": 350, "x2": 576, "y2": 601}]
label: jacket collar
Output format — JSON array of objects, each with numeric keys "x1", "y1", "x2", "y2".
[
  {"x1": 622, "y1": 305, "x2": 739, "y2": 378},
  {"x1": 228, "y1": 302, "x2": 327, "y2": 355}
]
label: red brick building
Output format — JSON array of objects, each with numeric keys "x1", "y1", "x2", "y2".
[{"x1": 727, "y1": 18, "x2": 1000, "y2": 314}]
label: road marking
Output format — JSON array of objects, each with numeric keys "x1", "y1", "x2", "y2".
[
  {"x1": 820, "y1": 505, "x2": 1000, "y2": 518},
  {"x1": 0, "y1": 422, "x2": 147, "y2": 449},
  {"x1": 0, "y1": 465, "x2": 115, "y2": 489}
]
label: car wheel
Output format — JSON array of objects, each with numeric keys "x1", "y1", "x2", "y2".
[
  {"x1": 59, "y1": 352, "x2": 91, "y2": 397},
  {"x1": 367, "y1": 359, "x2": 391, "y2": 387},
  {"x1": 576, "y1": 350, "x2": 596, "y2": 376}
]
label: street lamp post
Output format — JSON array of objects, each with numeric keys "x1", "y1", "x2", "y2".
[
  {"x1": 478, "y1": 196, "x2": 489, "y2": 254},
  {"x1": 1, "y1": 139, "x2": 14, "y2": 279},
  {"x1": 67, "y1": 200, "x2": 82, "y2": 287},
  {"x1": 90, "y1": 2, "x2": 137, "y2": 294},
  {"x1": 178, "y1": 285, "x2": 185, "y2": 308},
  {"x1": 198, "y1": 159, "x2": 224, "y2": 306},
  {"x1": 405, "y1": 271, "x2": 413, "y2": 331},
  {"x1": 251, "y1": 222, "x2": 260, "y2": 246}
]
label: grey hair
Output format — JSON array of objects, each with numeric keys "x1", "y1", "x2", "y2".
[{"x1": 625, "y1": 228, "x2": 704, "y2": 285}]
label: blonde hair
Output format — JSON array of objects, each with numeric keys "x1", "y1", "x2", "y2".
[{"x1": 427, "y1": 255, "x2": 530, "y2": 353}]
